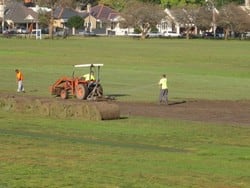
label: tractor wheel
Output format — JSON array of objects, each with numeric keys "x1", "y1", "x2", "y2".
[
  {"x1": 60, "y1": 89, "x2": 68, "y2": 99},
  {"x1": 75, "y1": 84, "x2": 88, "y2": 100}
]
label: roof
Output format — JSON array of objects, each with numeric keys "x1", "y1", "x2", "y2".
[
  {"x1": 54, "y1": 7, "x2": 86, "y2": 19},
  {"x1": 90, "y1": 4, "x2": 119, "y2": 21},
  {"x1": 4, "y1": 2, "x2": 38, "y2": 23}
]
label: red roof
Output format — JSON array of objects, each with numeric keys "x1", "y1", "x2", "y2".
[{"x1": 90, "y1": 4, "x2": 119, "y2": 21}]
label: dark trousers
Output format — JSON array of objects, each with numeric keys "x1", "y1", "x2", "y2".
[{"x1": 159, "y1": 89, "x2": 168, "y2": 104}]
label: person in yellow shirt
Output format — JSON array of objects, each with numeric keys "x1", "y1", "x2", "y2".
[
  {"x1": 15, "y1": 69, "x2": 25, "y2": 92},
  {"x1": 158, "y1": 74, "x2": 168, "y2": 105},
  {"x1": 83, "y1": 71, "x2": 95, "y2": 81}
]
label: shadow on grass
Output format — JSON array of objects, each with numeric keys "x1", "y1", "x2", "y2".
[
  {"x1": 106, "y1": 94, "x2": 130, "y2": 99},
  {"x1": 169, "y1": 100, "x2": 186, "y2": 106},
  {"x1": 119, "y1": 116, "x2": 129, "y2": 120}
]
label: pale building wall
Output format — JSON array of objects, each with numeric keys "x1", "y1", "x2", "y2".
[
  {"x1": 84, "y1": 16, "x2": 96, "y2": 30},
  {"x1": 0, "y1": 4, "x2": 4, "y2": 18},
  {"x1": 54, "y1": 20, "x2": 63, "y2": 28},
  {"x1": 246, "y1": 0, "x2": 250, "y2": 7}
]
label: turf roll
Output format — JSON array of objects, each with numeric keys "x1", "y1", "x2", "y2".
[{"x1": 0, "y1": 94, "x2": 120, "y2": 120}]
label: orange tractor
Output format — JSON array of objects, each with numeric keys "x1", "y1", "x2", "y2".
[{"x1": 50, "y1": 64, "x2": 104, "y2": 100}]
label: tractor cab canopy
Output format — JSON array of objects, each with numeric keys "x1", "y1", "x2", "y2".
[{"x1": 74, "y1": 64, "x2": 104, "y2": 68}]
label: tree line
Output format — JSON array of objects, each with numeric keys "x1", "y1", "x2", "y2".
[
  {"x1": 120, "y1": 1, "x2": 250, "y2": 39},
  {"x1": 30, "y1": 0, "x2": 249, "y2": 39},
  {"x1": 78, "y1": 0, "x2": 246, "y2": 10},
  {"x1": 24, "y1": 0, "x2": 246, "y2": 11}
]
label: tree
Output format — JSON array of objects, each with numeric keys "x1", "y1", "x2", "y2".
[
  {"x1": 75, "y1": 0, "x2": 98, "y2": 9},
  {"x1": 196, "y1": 6, "x2": 214, "y2": 33},
  {"x1": 160, "y1": 0, "x2": 204, "y2": 8},
  {"x1": 121, "y1": 1, "x2": 165, "y2": 39},
  {"x1": 38, "y1": 10, "x2": 50, "y2": 29},
  {"x1": 98, "y1": 0, "x2": 126, "y2": 11},
  {"x1": 36, "y1": 0, "x2": 75, "y2": 38},
  {"x1": 217, "y1": 3, "x2": 250, "y2": 39},
  {"x1": 173, "y1": 5, "x2": 199, "y2": 39},
  {"x1": 66, "y1": 15, "x2": 84, "y2": 35}
]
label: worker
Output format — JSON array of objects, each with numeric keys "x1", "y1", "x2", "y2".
[
  {"x1": 83, "y1": 71, "x2": 95, "y2": 81},
  {"x1": 15, "y1": 69, "x2": 25, "y2": 92},
  {"x1": 158, "y1": 74, "x2": 168, "y2": 105}
]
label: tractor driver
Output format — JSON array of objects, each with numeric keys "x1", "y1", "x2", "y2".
[{"x1": 83, "y1": 71, "x2": 95, "y2": 81}]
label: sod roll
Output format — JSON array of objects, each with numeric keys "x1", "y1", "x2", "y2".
[{"x1": 0, "y1": 94, "x2": 120, "y2": 120}]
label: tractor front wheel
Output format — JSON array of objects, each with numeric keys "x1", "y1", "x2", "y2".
[
  {"x1": 60, "y1": 89, "x2": 68, "y2": 99},
  {"x1": 75, "y1": 84, "x2": 88, "y2": 100}
]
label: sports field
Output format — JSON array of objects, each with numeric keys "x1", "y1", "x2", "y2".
[{"x1": 0, "y1": 37, "x2": 249, "y2": 188}]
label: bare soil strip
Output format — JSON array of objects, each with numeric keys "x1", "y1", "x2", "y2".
[{"x1": 116, "y1": 100, "x2": 250, "y2": 126}]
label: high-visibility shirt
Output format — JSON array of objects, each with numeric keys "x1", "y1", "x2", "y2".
[
  {"x1": 16, "y1": 72, "x2": 24, "y2": 81},
  {"x1": 159, "y1": 78, "x2": 167, "y2": 89},
  {"x1": 83, "y1": 73, "x2": 95, "y2": 81}
]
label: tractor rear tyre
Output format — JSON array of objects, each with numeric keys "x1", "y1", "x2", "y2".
[
  {"x1": 75, "y1": 84, "x2": 88, "y2": 100},
  {"x1": 60, "y1": 89, "x2": 68, "y2": 99}
]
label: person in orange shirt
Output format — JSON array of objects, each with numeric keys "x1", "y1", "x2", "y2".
[{"x1": 15, "y1": 69, "x2": 25, "y2": 92}]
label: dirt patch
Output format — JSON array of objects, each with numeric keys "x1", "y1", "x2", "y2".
[
  {"x1": 1, "y1": 93, "x2": 249, "y2": 125},
  {"x1": 116, "y1": 100, "x2": 250, "y2": 126}
]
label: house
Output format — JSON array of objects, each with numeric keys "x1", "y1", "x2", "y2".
[
  {"x1": 161, "y1": 7, "x2": 222, "y2": 37},
  {"x1": 50, "y1": 4, "x2": 122, "y2": 35},
  {"x1": 50, "y1": 4, "x2": 123, "y2": 35},
  {"x1": 161, "y1": 0, "x2": 250, "y2": 37},
  {"x1": 0, "y1": 1, "x2": 142, "y2": 37},
  {"x1": 53, "y1": 6, "x2": 86, "y2": 29},
  {"x1": 52, "y1": 6, "x2": 87, "y2": 35},
  {"x1": 0, "y1": 1, "x2": 38, "y2": 33},
  {"x1": 158, "y1": 8, "x2": 181, "y2": 35},
  {"x1": 85, "y1": 4, "x2": 122, "y2": 35}
]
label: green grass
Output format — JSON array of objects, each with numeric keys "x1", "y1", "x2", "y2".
[
  {"x1": 0, "y1": 37, "x2": 250, "y2": 187},
  {"x1": 0, "y1": 111, "x2": 250, "y2": 188},
  {"x1": 0, "y1": 37, "x2": 249, "y2": 101}
]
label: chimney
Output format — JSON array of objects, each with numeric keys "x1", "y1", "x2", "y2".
[
  {"x1": 87, "y1": 3, "x2": 91, "y2": 13},
  {"x1": 0, "y1": 1, "x2": 4, "y2": 18},
  {"x1": 24, "y1": 0, "x2": 35, "y2": 7}
]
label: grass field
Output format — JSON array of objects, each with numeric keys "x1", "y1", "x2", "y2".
[
  {"x1": 1, "y1": 111, "x2": 250, "y2": 188},
  {"x1": 0, "y1": 37, "x2": 250, "y2": 101},
  {"x1": 0, "y1": 37, "x2": 250, "y2": 188}
]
